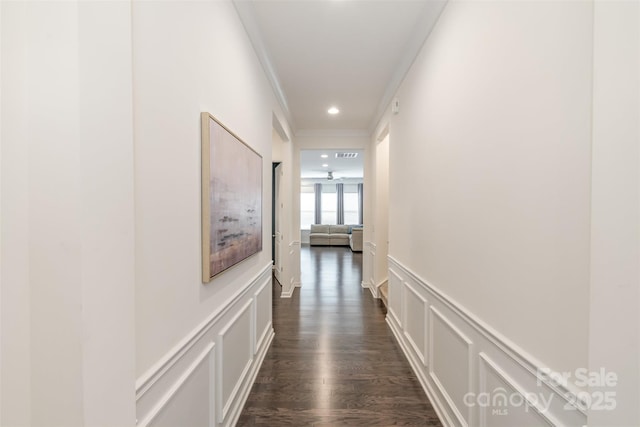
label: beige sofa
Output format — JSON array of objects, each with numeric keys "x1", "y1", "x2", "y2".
[
  {"x1": 309, "y1": 224, "x2": 363, "y2": 251},
  {"x1": 309, "y1": 224, "x2": 350, "y2": 246}
]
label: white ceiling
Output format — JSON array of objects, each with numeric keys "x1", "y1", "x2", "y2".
[
  {"x1": 301, "y1": 149, "x2": 364, "y2": 180},
  {"x1": 235, "y1": 0, "x2": 446, "y2": 133}
]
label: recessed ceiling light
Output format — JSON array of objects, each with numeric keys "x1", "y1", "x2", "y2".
[
  {"x1": 321, "y1": 154, "x2": 328, "y2": 158},
  {"x1": 327, "y1": 106, "x2": 340, "y2": 115},
  {"x1": 322, "y1": 164, "x2": 329, "y2": 167}
]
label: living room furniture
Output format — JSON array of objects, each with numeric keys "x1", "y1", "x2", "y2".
[
  {"x1": 309, "y1": 224, "x2": 350, "y2": 246},
  {"x1": 309, "y1": 224, "x2": 363, "y2": 252},
  {"x1": 349, "y1": 227, "x2": 363, "y2": 252}
]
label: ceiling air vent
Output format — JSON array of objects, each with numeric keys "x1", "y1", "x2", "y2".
[{"x1": 335, "y1": 152, "x2": 358, "y2": 159}]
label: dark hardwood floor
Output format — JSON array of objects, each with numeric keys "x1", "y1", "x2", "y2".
[{"x1": 237, "y1": 245, "x2": 442, "y2": 426}]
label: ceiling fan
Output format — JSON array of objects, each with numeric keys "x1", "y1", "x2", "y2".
[{"x1": 326, "y1": 171, "x2": 344, "y2": 181}]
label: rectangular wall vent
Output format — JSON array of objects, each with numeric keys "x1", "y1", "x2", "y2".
[{"x1": 335, "y1": 153, "x2": 358, "y2": 159}]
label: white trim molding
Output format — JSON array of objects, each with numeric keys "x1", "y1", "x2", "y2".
[
  {"x1": 364, "y1": 241, "x2": 377, "y2": 298},
  {"x1": 282, "y1": 240, "x2": 301, "y2": 296},
  {"x1": 368, "y1": 0, "x2": 448, "y2": 133},
  {"x1": 217, "y1": 300, "x2": 253, "y2": 422},
  {"x1": 428, "y1": 306, "x2": 474, "y2": 427},
  {"x1": 403, "y1": 281, "x2": 428, "y2": 367},
  {"x1": 386, "y1": 256, "x2": 587, "y2": 427},
  {"x1": 292, "y1": 238, "x2": 301, "y2": 286},
  {"x1": 254, "y1": 277, "x2": 273, "y2": 354},
  {"x1": 387, "y1": 267, "x2": 403, "y2": 328},
  {"x1": 478, "y1": 353, "x2": 555, "y2": 427},
  {"x1": 232, "y1": 1, "x2": 294, "y2": 131},
  {"x1": 135, "y1": 263, "x2": 274, "y2": 427},
  {"x1": 136, "y1": 343, "x2": 216, "y2": 427}
]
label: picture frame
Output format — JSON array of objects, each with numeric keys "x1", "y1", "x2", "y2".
[{"x1": 201, "y1": 112, "x2": 263, "y2": 282}]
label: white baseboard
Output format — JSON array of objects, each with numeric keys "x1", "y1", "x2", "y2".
[
  {"x1": 135, "y1": 263, "x2": 274, "y2": 427},
  {"x1": 386, "y1": 256, "x2": 587, "y2": 427},
  {"x1": 281, "y1": 286, "x2": 294, "y2": 298},
  {"x1": 369, "y1": 281, "x2": 378, "y2": 299}
]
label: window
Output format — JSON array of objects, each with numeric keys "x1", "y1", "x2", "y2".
[
  {"x1": 321, "y1": 188, "x2": 337, "y2": 225},
  {"x1": 300, "y1": 185, "x2": 315, "y2": 230},
  {"x1": 300, "y1": 181, "x2": 362, "y2": 228},
  {"x1": 344, "y1": 185, "x2": 359, "y2": 225}
]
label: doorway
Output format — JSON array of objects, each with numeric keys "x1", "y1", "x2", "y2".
[
  {"x1": 272, "y1": 161, "x2": 283, "y2": 284},
  {"x1": 373, "y1": 133, "x2": 390, "y2": 297},
  {"x1": 299, "y1": 149, "x2": 364, "y2": 279}
]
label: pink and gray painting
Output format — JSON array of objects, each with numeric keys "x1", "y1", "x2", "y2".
[{"x1": 209, "y1": 120, "x2": 262, "y2": 277}]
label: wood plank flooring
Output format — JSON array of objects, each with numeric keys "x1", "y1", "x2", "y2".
[{"x1": 237, "y1": 245, "x2": 442, "y2": 426}]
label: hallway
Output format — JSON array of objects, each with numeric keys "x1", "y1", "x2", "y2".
[{"x1": 238, "y1": 246, "x2": 442, "y2": 426}]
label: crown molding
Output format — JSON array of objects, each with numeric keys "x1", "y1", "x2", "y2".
[
  {"x1": 234, "y1": 0, "x2": 448, "y2": 138},
  {"x1": 233, "y1": 1, "x2": 296, "y2": 133},
  {"x1": 368, "y1": 0, "x2": 448, "y2": 134},
  {"x1": 272, "y1": 112, "x2": 290, "y2": 142}
]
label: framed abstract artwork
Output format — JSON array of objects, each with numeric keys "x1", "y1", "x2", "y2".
[{"x1": 201, "y1": 112, "x2": 263, "y2": 282}]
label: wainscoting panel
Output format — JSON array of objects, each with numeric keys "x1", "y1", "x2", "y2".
[
  {"x1": 387, "y1": 267, "x2": 403, "y2": 329},
  {"x1": 146, "y1": 344, "x2": 215, "y2": 427},
  {"x1": 386, "y1": 257, "x2": 587, "y2": 427},
  {"x1": 429, "y1": 307, "x2": 473, "y2": 427},
  {"x1": 479, "y1": 353, "x2": 554, "y2": 427},
  {"x1": 136, "y1": 263, "x2": 275, "y2": 427},
  {"x1": 218, "y1": 300, "x2": 253, "y2": 422},
  {"x1": 403, "y1": 282, "x2": 428, "y2": 366},
  {"x1": 254, "y1": 277, "x2": 272, "y2": 353}
]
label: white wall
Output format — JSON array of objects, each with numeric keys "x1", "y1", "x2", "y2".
[
  {"x1": 390, "y1": 0, "x2": 591, "y2": 380},
  {"x1": 1, "y1": 2, "x2": 31, "y2": 424},
  {"x1": 1, "y1": 0, "x2": 285, "y2": 425},
  {"x1": 295, "y1": 3, "x2": 640, "y2": 425},
  {"x1": 376, "y1": 1, "x2": 639, "y2": 425},
  {"x1": 25, "y1": 3, "x2": 85, "y2": 423},
  {"x1": 1, "y1": 1, "x2": 136, "y2": 425},
  {"x1": 589, "y1": 2, "x2": 640, "y2": 425},
  {"x1": 132, "y1": 1, "x2": 282, "y2": 425},
  {"x1": 79, "y1": 2, "x2": 137, "y2": 425},
  {"x1": 133, "y1": 0, "x2": 274, "y2": 376}
]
